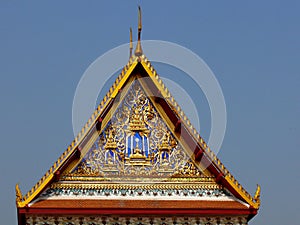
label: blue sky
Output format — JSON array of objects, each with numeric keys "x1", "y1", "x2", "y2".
[{"x1": 0, "y1": 1, "x2": 299, "y2": 224}]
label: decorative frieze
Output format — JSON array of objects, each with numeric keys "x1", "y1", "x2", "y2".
[
  {"x1": 41, "y1": 187, "x2": 230, "y2": 199},
  {"x1": 26, "y1": 215, "x2": 248, "y2": 225}
]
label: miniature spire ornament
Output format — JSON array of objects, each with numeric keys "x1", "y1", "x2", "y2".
[{"x1": 134, "y1": 6, "x2": 143, "y2": 56}]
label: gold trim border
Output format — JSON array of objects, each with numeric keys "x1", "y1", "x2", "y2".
[{"x1": 51, "y1": 183, "x2": 222, "y2": 190}]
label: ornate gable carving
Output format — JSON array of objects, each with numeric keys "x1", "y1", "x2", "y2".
[{"x1": 66, "y1": 80, "x2": 204, "y2": 179}]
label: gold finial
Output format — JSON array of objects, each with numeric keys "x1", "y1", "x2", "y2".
[
  {"x1": 138, "y1": 5, "x2": 142, "y2": 30},
  {"x1": 254, "y1": 184, "x2": 261, "y2": 207},
  {"x1": 129, "y1": 27, "x2": 133, "y2": 58},
  {"x1": 134, "y1": 6, "x2": 143, "y2": 56},
  {"x1": 15, "y1": 183, "x2": 22, "y2": 203}
]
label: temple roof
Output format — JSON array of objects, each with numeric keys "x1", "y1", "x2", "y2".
[{"x1": 16, "y1": 7, "x2": 260, "y2": 218}]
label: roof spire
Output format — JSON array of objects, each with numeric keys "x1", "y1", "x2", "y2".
[
  {"x1": 134, "y1": 6, "x2": 143, "y2": 56},
  {"x1": 129, "y1": 27, "x2": 133, "y2": 58}
]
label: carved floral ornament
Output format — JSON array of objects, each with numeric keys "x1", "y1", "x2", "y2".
[
  {"x1": 67, "y1": 80, "x2": 203, "y2": 179},
  {"x1": 25, "y1": 216, "x2": 248, "y2": 225}
]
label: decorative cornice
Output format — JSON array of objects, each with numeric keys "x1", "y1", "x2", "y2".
[
  {"x1": 25, "y1": 215, "x2": 248, "y2": 225},
  {"x1": 50, "y1": 182, "x2": 222, "y2": 191},
  {"x1": 59, "y1": 176, "x2": 215, "y2": 182},
  {"x1": 42, "y1": 185, "x2": 227, "y2": 199}
]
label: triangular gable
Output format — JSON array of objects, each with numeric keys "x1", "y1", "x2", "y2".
[
  {"x1": 16, "y1": 55, "x2": 260, "y2": 211},
  {"x1": 61, "y1": 79, "x2": 212, "y2": 179}
]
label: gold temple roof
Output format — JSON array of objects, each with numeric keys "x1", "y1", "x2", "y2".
[{"x1": 15, "y1": 8, "x2": 260, "y2": 211}]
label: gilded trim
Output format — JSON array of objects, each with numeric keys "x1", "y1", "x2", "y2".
[{"x1": 50, "y1": 182, "x2": 222, "y2": 191}]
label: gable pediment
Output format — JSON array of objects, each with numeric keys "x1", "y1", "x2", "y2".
[
  {"x1": 16, "y1": 59, "x2": 260, "y2": 213},
  {"x1": 62, "y1": 77, "x2": 212, "y2": 181},
  {"x1": 16, "y1": 9, "x2": 260, "y2": 225}
]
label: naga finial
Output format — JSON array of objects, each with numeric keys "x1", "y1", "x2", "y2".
[
  {"x1": 15, "y1": 183, "x2": 23, "y2": 203},
  {"x1": 134, "y1": 6, "x2": 143, "y2": 56},
  {"x1": 254, "y1": 184, "x2": 261, "y2": 207}
]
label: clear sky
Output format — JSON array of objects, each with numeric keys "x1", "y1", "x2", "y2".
[{"x1": 0, "y1": 1, "x2": 299, "y2": 224}]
